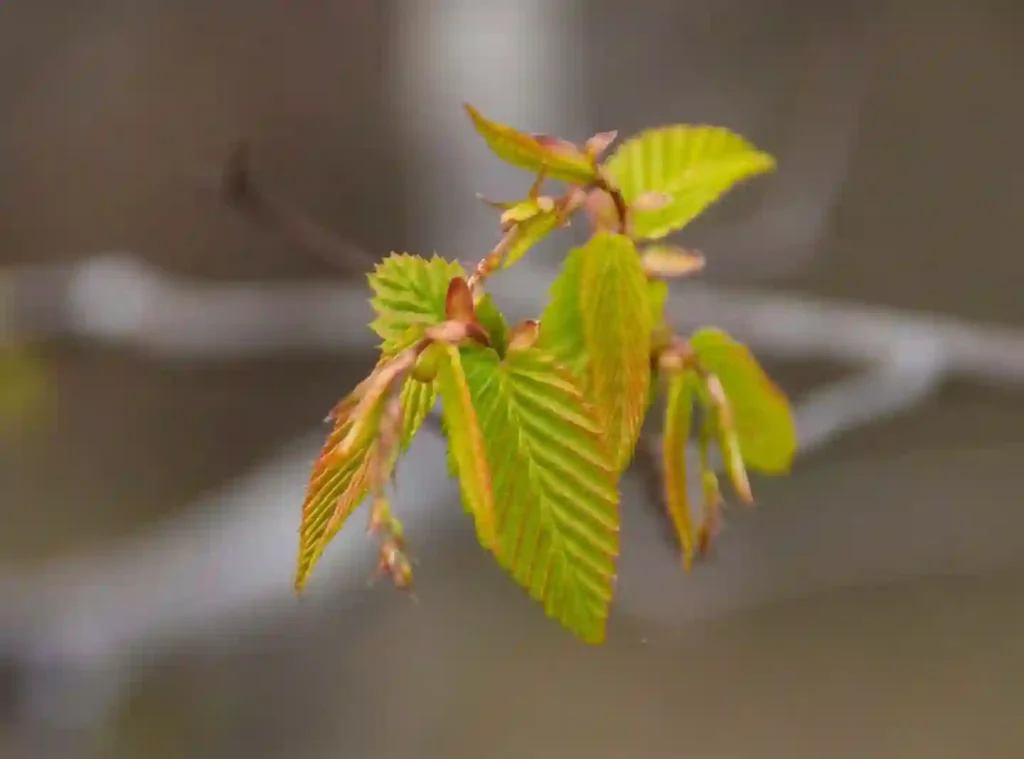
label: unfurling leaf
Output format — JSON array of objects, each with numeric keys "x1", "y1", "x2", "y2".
[
  {"x1": 603, "y1": 125, "x2": 776, "y2": 240},
  {"x1": 662, "y1": 371, "x2": 698, "y2": 568},
  {"x1": 689, "y1": 328, "x2": 797, "y2": 474},
  {"x1": 465, "y1": 103, "x2": 598, "y2": 185},
  {"x1": 540, "y1": 233, "x2": 653, "y2": 470},
  {"x1": 435, "y1": 344, "x2": 498, "y2": 552},
  {"x1": 640, "y1": 245, "x2": 706, "y2": 279},
  {"x1": 369, "y1": 254, "x2": 464, "y2": 355},
  {"x1": 460, "y1": 346, "x2": 620, "y2": 644}
]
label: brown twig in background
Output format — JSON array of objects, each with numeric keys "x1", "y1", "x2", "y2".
[
  {"x1": 220, "y1": 142, "x2": 378, "y2": 274},
  {"x1": 217, "y1": 142, "x2": 445, "y2": 436}
]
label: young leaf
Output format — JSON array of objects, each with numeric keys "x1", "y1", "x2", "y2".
[
  {"x1": 689, "y1": 328, "x2": 797, "y2": 474},
  {"x1": 501, "y1": 209, "x2": 561, "y2": 270},
  {"x1": 369, "y1": 254, "x2": 464, "y2": 355},
  {"x1": 474, "y1": 294, "x2": 510, "y2": 358},
  {"x1": 602, "y1": 125, "x2": 776, "y2": 240},
  {"x1": 577, "y1": 233, "x2": 653, "y2": 470},
  {"x1": 400, "y1": 375, "x2": 437, "y2": 448},
  {"x1": 461, "y1": 346, "x2": 620, "y2": 644},
  {"x1": 538, "y1": 244, "x2": 589, "y2": 382},
  {"x1": 435, "y1": 344, "x2": 498, "y2": 552},
  {"x1": 295, "y1": 393, "x2": 375, "y2": 591},
  {"x1": 662, "y1": 371, "x2": 698, "y2": 568},
  {"x1": 540, "y1": 234, "x2": 653, "y2": 469},
  {"x1": 464, "y1": 103, "x2": 598, "y2": 185}
]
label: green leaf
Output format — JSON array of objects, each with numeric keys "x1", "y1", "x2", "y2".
[
  {"x1": 369, "y1": 254, "x2": 464, "y2": 355},
  {"x1": 538, "y1": 245, "x2": 589, "y2": 382},
  {"x1": 540, "y1": 234, "x2": 653, "y2": 470},
  {"x1": 295, "y1": 392, "x2": 376, "y2": 591},
  {"x1": 461, "y1": 346, "x2": 620, "y2": 644},
  {"x1": 603, "y1": 125, "x2": 776, "y2": 240},
  {"x1": 502, "y1": 209, "x2": 561, "y2": 270},
  {"x1": 474, "y1": 294, "x2": 510, "y2": 358},
  {"x1": 578, "y1": 233, "x2": 653, "y2": 470},
  {"x1": 400, "y1": 376, "x2": 437, "y2": 449},
  {"x1": 436, "y1": 344, "x2": 499, "y2": 552},
  {"x1": 689, "y1": 328, "x2": 797, "y2": 474},
  {"x1": 464, "y1": 104, "x2": 598, "y2": 185},
  {"x1": 662, "y1": 371, "x2": 698, "y2": 568}
]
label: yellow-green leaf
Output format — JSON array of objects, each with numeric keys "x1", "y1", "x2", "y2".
[
  {"x1": 538, "y1": 245, "x2": 589, "y2": 383},
  {"x1": 295, "y1": 392, "x2": 376, "y2": 591},
  {"x1": 474, "y1": 294, "x2": 509, "y2": 358},
  {"x1": 662, "y1": 371, "x2": 698, "y2": 568},
  {"x1": 400, "y1": 375, "x2": 437, "y2": 449},
  {"x1": 603, "y1": 125, "x2": 776, "y2": 240},
  {"x1": 368, "y1": 254, "x2": 464, "y2": 355},
  {"x1": 464, "y1": 103, "x2": 598, "y2": 185},
  {"x1": 539, "y1": 234, "x2": 653, "y2": 469},
  {"x1": 502, "y1": 209, "x2": 561, "y2": 270},
  {"x1": 577, "y1": 233, "x2": 653, "y2": 470},
  {"x1": 689, "y1": 328, "x2": 797, "y2": 473},
  {"x1": 462, "y1": 346, "x2": 620, "y2": 644},
  {"x1": 436, "y1": 344, "x2": 498, "y2": 552}
]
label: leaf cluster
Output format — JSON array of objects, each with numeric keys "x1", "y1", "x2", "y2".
[{"x1": 294, "y1": 105, "x2": 797, "y2": 644}]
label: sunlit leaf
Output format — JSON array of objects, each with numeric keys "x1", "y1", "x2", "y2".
[
  {"x1": 400, "y1": 374, "x2": 437, "y2": 448},
  {"x1": 369, "y1": 254, "x2": 464, "y2": 355},
  {"x1": 436, "y1": 344, "x2": 498, "y2": 552},
  {"x1": 603, "y1": 125, "x2": 776, "y2": 240},
  {"x1": 464, "y1": 103, "x2": 598, "y2": 185},
  {"x1": 662, "y1": 371, "x2": 698, "y2": 568},
  {"x1": 578, "y1": 233, "x2": 653, "y2": 470},
  {"x1": 689, "y1": 328, "x2": 797, "y2": 474},
  {"x1": 461, "y1": 346, "x2": 620, "y2": 643}
]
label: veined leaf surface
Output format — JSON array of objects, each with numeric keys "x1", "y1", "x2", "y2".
[
  {"x1": 603, "y1": 125, "x2": 776, "y2": 240},
  {"x1": 465, "y1": 104, "x2": 598, "y2": 185},
  {"x1": 436, "y1": 344, "x2": 498, "y2": 551},
  {"x1": 462, "y1": 346, "x2": 620, "y2": 644},
  {"x1": 577, "y1": 233, "x2": 653, "y2": 470},
  {"x1": 368, "y1": 254, "x2": 463, "y2": 355},
  {"x1": 689, "y1": 328, "x2": 797, "y2": 474}
]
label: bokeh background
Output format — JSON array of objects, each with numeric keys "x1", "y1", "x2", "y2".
[{"x1": 2, "y1": 1, "x2": 1023, "y2": 757}]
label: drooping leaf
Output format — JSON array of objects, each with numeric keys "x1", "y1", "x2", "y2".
[
  {"x1": 577, "y1": 233, "x2": 653, "y2": 470},
  {"x1": 295, "y1": 392, "x2": 376, "y2": 591},
  {"x1": 700, "y1": 372, "x2": 754, "y2": 504},
  {"x1": 400, "y1": 375, "x2": 437, "y2": 449},
  {"x1": 369, "y1": 254, "x2": 464, "y2": 355},
  {"x1": 464, "y1": 103, "x2": 598, "y2": 185},
  {"x1": 435, "y1": 344, "x2": 498, "y2": 552},
  {"x1": 689, "y1": 328, "x2": 797, "y2": 474},
  {"x1": 461, "y1": 346, "x2": 620, "y2": 644},
  {"x1": 603, "y1": 125, "x2": 776, "y2": 240},
  {"x1": 662, "y1": 371, "x2": 698, "y2": 568}
]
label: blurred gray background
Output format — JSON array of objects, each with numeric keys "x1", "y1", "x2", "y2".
[{"x1": 1, "y1": 1, "x2": 1023, "y2": 757}]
